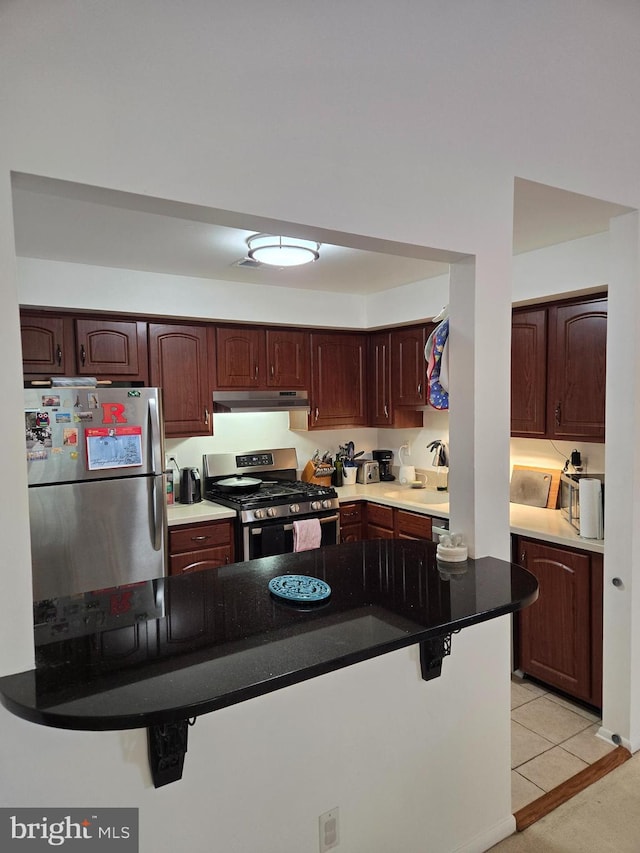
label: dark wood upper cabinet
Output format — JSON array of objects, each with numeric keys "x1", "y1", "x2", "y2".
[
  {"x1": 511, "y1": 296, "x2": 607, "y2": 442},
  {"x1": 148, "y1": 323, "x2": 213, "y2": 438},
  {"x1": 216, "y1": 326, "x2": 309, "y2": 389},
  {"x1": 215, "y1": 326, "x2": 265, "y2": 388},
  {"x1": 20, "y1": 313, "x2": 72, "y2": 375},
  {"x1": 74, "y1": 318, "x2": 147, "y2": 377},
  {"x1": 392, "y1": 325, "x2": 428, "y2": 408},
  {"x1": 265, "y1": 328, "x2": 309, "y2": 388},
  {"x1": 547, "y1": 298, "x2": 607, "y2": 441},
  {"x1": 309, "y1": 332, "x2": 368, "y2": 429},
  {"x1": 511, "y1": 307, "x2": 547, "y2": 437},
  {"x1": 369, "y1": 330, "x2": 424, "y2": 428},
  {"x1": 369, "y1": 331, "x2": 392, "y2": 426},
  {"x1": 21, "y1": 313, "x2": 147, "y2": 382}
]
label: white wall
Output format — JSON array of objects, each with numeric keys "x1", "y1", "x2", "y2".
[{"x1": 3, "y1": 2, "x2": 640, "y2": 851}]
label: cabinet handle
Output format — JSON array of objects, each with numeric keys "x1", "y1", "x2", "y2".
[
  {"x1": 80, "y1": 344, "x2": 86, "y2": 366},
  {"x1": 384, "y1": 404, "x2": 389, "y2": 418},
  {"x1": 255, "y1": 364, "x2": 259, "y2": 380},
  {"x1": 520, "y1": 551, "x2": 526, "y2": 564},
  {"x1": 225, "y1": 555, "x2": 230, "y2": 564},
  {"x1": 417, "y1": 382, "x2": 422, "y2": 396},
  {"x1": 555, "y1": 402, "x2": 561, "y2": 426},
  {"x1": 270, "y1": 364, "x2": 275, "y2": 377},
  {"x1": 191, "y1": 535, "x2": 211, "y2": 542},
  {"x1": 314, "y1": 407, "x2": 319, "y2": 423},
  {"x1": 204, "y1": 408, "x2": 210, "y2": 426},
  {"x1": 56, "y1": 344, "x2": 62, "y2": 366}
]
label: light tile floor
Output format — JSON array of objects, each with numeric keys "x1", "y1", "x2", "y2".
[{"x1": 511, "y1": 677, "x2": 615, "y2": 812}]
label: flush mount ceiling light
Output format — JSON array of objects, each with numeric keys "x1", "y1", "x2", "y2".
[{"x1": 246, "y1": 234, "x2": 320, "y2": 267}]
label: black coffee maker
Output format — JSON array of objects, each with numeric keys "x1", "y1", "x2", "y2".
[{"x1": 372, "y1": 449, "x2": 395, "y2": 481}]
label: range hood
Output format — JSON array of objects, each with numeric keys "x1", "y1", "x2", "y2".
[{"x1": 212, "y1": 389, "x2": 310, "y2": 413}]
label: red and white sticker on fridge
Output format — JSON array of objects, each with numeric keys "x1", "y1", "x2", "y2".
[{"x1": 85, "y1": 426, "x2": 143, "y2": 470}]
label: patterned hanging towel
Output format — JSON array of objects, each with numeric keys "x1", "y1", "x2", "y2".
[{"x1": 427, "y1": 317, "x2": 449, "y2": 409}]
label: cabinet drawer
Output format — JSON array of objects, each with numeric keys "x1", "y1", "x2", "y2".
[
  {"x1": 395, "y1": 510, "x2": 432, "y2": 539},
  {"x1": 170, "y1": 521, "x2": 233, "y2": 554},
  {"x1": 170, "y1": 546, "x2": 233, "y2": 575},
  {"x1": 367, "y1": 502, "x2": 394, "y2": 530},
  {"x1": 340, "y1": 502, "x2": 364, "y2": 525}
]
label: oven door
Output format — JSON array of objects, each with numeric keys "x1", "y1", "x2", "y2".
[{"x1": 243, "y1": 512, "x2": 340, "y2": 561}]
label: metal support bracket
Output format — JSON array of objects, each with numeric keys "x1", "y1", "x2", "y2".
[
  {"x1": 147, "y1": 719, "x2": 193, "y2": 787},
  {"x1": 419, "y1": 633, "x2": 454, "y2": 681}
]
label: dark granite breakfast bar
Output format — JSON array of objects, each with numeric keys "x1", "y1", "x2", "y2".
[{"x1": 0, "y1": 539, "x2": 537, "y2": 786}]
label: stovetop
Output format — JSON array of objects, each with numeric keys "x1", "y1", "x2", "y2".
[
  {"x1": 202, "y1": 448, "x2": 339, "y2": 523},
  {"x1": 204, "y1": 478, "x2": 339, "y2": 523}
]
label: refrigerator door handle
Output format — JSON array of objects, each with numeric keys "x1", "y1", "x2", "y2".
[
  {"x1": 152, "y1": 474, "x2": 165, "y2": 552},
  {"x1": 148, "y1": 395, "x2": 163, "y2": 476}
]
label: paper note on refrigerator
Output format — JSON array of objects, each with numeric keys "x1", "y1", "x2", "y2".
[{"x1": 85, "y1": 426, "x2": 143, "y2": 470}]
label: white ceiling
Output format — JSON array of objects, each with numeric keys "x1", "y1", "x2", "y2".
[{"x1": 11, "y1": 174, "x2": 633, "y2": 295}]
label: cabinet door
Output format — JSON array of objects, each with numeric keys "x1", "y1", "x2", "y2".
[
  {"x1": 392, "y1": 325, "x2": 427, "y2": 407},
  {"x1": 340, "y1": 503, "x2": 364, "y2": 542},
  {"x1": 310, "y1": 333, "x2": 367, "y2": 428},
  {"x1": 149, "y1": 323, "x2": 213, "y2": 438},
  {"x1": 511, "y1": 308, "x2": 547, "y2": 437},
  {"x1": 75, "y1": 319, "x2": 148, "y2": 379},
  {"x1": 170, "y1": 546, "x2": 233, "y2": 575},
  {"x1": 517, "y1": 538, "x2": 593, "y2": 702},
  {"x1": 369, "y1": 332, "x2": 392, "y2": 426},
  {"x1": 21, "y1": 313, "x2": 72, "y2": 376},
  {"x1": 547, "y1": 299, "x2": 607, "y2": 441},
  {"x1": 216, "y1": 326, "x2": 265, "y2": 388},
  {"x1": 395, "y1": 510, "x2": 432, "y2": 540},
  {"x1": 265, "y1": 328, "x2": 309, "y2": 388}
]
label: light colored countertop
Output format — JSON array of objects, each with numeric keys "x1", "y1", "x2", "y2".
[
  {"x1": 167, "y1": 501, "x2": 236, "y2": 526},
  {"x1": 167, "y1": 481, "x2": 604, "y2": 555},
  {"x1": 334, "y1": 481, "x2": 605, "y2": 554}
]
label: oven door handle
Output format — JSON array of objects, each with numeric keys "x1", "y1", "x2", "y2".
[{"x1": 250, "y1": 513, "x2": 340, "y2": 535}]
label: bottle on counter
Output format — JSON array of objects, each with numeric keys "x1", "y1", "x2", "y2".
[{"x1": 333, "y1": 458, "x2": 344, "y2": 487}]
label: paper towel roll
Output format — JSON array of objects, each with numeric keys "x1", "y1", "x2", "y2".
[{"x1": 579, "y1": 478, "x2": 603, "y2": 539}]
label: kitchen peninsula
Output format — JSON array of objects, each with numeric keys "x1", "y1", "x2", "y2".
[{"x1": 0, "y1": 539, "x2": 537, "y2": 789}]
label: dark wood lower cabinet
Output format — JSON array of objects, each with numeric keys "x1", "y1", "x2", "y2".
[
  {"x1": 340, "y1": 501, "x2": 438, "y2": 543},
  {"x1": 514, "y1": 536, "x2": 603, "y2": 707},
  {"x1": 366, "y1": 503, "x2": 395, "y2": 539},
  {"x1": 169, "y1": 520, "x2": 235, "y2": 575},
  {"x1": 339, "y1": 503, "x2": 365, "y2": 542}
]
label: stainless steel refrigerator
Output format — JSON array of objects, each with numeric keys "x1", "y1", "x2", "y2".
[{"x1": 25, "y1": 385, "x2": 167, "y2": 600}]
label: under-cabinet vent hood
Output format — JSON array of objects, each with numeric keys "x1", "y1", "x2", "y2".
[{"x1": 212, "y1": 390, "x2": 310, "y2": 413}]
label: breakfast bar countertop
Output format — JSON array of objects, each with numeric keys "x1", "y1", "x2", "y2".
[{"x1": 0, "y1": 539, "x2": 537, "y2": 734}]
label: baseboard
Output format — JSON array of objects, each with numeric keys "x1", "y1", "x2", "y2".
[
  {"x1": 452, "y1": 814, "x2": 516, "y2": 853},
  {"x1": 514, "y1": 745, "x2": 631, "y2": 831}
]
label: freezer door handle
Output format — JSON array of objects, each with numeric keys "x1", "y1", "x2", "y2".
[{"x1": 148, "y1": 395, "x2": 163, "y2": 476}]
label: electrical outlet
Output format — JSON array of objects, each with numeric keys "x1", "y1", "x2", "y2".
[{"x1": 319, "y1": 808, "x2": 339, "y2": 852}]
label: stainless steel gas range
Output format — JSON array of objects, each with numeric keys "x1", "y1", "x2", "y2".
[{"x1": 202, "y1": 448, "x2": 340, "y2": 561}]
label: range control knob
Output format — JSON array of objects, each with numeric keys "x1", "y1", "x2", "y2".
[
  {"x1": 254, "y1": 509, "x2": 265, "y2": 520},
  {"x1": 310, "y1": 500, "x2": 322, "y2": 511},
  {"x1": 322, "y1": 499, "x2": 333, "y2": 509},
  {"x1": 266, "y1": 507, "x2": 277, "y2": 518},
  {"x1": 290, "y1": 504, "x2": 300, "y2": 514}
]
